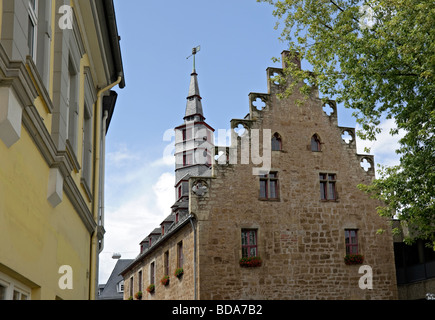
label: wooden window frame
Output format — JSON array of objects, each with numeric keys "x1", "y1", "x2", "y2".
[
  {"x1": 259, "y1": 172, "x2": 279, "y2": 200},
  {"x1": 241, "y1": 229, "x2": 258, "y2": 258},
  {"x1": 320, "y1": 173, "x2": 337, "y2": 201},
  {"x1": 345, "y1": 229, "x2": 359, "y2": 255}
]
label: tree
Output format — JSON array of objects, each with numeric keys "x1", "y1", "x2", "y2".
[{"x1": 259, "y1": 0, "x2": 435, "y2": 248}]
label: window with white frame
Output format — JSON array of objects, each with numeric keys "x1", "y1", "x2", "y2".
[
  {"x1": 0, "y1": 272, "x2": 31, "y2": 300},
  {"x1": 27, "y1": 0, "x2": 38, "y2": 60},
  {"x1": 116, "y1": 280, "x2": 124, "y2": 293}
]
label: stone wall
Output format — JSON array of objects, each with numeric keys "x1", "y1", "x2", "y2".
[
  {"x1": 190, "y1": 52, "x2": 398, "y2": 300},
  {"x1": 122, "y1": 222, "x2": 196, "y2": 300}
]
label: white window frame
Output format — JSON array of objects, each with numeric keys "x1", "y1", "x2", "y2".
[
  {"x1": 0, "y1": 272, "x2": 31, "y2": 300},
  {"x1": 27, "y1": 0, "x2": 38, "y2": 61},
  {"x1": 116, "y1": 280, "x2": 124, "y2": 293}
]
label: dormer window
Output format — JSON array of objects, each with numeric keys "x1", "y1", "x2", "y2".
[{"x1": 117, "y1": 280, "x2": 124, "y2": 293}]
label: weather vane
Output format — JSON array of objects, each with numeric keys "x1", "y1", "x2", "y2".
[{"x1": 186, "y1": 45, "x2": 201, "y2": 71}]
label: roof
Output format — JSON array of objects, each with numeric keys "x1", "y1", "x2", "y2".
[
  {"x1": 120, "y1": 214, "x2": 192, "y2": 276},
  {"x1": 185, "y1": 71, "x2": 204, "y2": 119},
  {"x1": 98, "y1": 259, "x2": 133, "y2": 300}
]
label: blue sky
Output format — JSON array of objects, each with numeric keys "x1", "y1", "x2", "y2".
[{"x1": 99, "y1": 0, "x2": 402, "y2": 284}]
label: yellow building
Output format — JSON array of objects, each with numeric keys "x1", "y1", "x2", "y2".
[{"x1": 0, "y1": 0, "x2": 125, "y2": 300}]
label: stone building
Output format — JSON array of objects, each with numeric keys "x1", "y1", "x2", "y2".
[{"x1": 120, "y1": 50, "x2": 398, "y2": 300}]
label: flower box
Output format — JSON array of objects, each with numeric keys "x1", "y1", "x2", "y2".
[
  {"x1": 344, "y1": 254, "x2": 364, "y2": 265},
  {"x1": 146, "y1": 284, "x2": 155, "y2": 294},
  {"x1": 134, "y1": 291, "x2": 142, "y2": 300},
  {"x1": 174, "y1": 268, "x2": 184, "y2": 278},
  {"x1": 239, "y1": 256, "x2": 262, "y2": 268},
  {"x1": 160, "y1": 275, "x2": 170, "y2": 286}
]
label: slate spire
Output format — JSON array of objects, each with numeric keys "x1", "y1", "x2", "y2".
[{"x1": 185, "y1": 46, "x2": 204, "y2": 121}]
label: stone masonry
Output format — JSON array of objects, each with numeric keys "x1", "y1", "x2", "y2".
[
  {"x1": 121, "y1": 51, "x2": 398, "y2": 300},
  {"x1": 192, "y1": 51, "x2": 398, "y2": 300}
]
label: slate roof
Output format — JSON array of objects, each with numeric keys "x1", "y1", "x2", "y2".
[
  {"x1": 98, "y1": 259, "x2": 133, "y2": 300},
  {"x1": 185, "y1": 70, "x2": 204, "y2": 119}
]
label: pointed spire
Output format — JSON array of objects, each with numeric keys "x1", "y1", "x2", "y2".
[{"x1": 185, "y1": 46, "x2": 204, "y2": 120}]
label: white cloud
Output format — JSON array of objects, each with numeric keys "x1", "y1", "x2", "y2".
[
  {"x1": 99, "y1": 144, "x2": 176, "y2": 284},
  {"x1": 153, "y1": 172, "x2": 176, "y2": 215},
  {"x1": 106, "y1": 144, "x2": 139, "y2": 167},
  {"x1": 356, "y1": 118, "x2": 405, "y2": 168}
]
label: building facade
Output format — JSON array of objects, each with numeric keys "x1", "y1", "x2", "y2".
[
  {"x1": 0, "y1": 0, "x2": 124, "y2": 300},
  {"x1": 121, "y1": 51, "x2": 397, "y2": 300}
]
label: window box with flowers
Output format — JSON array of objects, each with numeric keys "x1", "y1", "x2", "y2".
[
  {"x1": 146, "y1": 284, "x2": 155, "y2": 294},
  {"x1": 239, "y1": 256, "x2": 262, "y2": 268},
  {"x1": 160, "y1": 275, "x2": 170, "y2": 286},
  {"x1": 174, "y1": 268, "x2": 184, "y2": 278},
  {"x1": 344, "y1": 254, "x2": 364, "y2": 265},
  {"x1": 134, "y1": 291, "x2": 142, "y2": 300}
]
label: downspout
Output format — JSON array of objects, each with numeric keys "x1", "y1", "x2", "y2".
[
  {"x1": 99, "y1": 109, "x2": 109, "y2": 254},
  {"x1": 89, "y1": 75, "x2": 122, "y2": 300},
  {"x1": 189, "y1": 215, "x2": 198, "y2": 300}
]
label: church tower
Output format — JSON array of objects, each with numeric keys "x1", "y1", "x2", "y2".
[{"x1": 173, "y1": 47, "x2": 215, "y2": 202}]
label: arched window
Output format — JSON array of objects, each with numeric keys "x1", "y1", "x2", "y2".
[
  {"x1": 311, "y1": 134, "x2": 321, "y2": 152},
  {"x1": 272, "y1": 133, "x2": 282, "y2": 151}
]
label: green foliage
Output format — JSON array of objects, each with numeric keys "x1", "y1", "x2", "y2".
[
  {"x1": 259, "y1": 0, "x2": 435, "y2": 249},
  {"x1": 174, "y1": 268, "x2": 184, "y2": 278},
  {"x1": 160, "y1": 275, "x2": 170, "y2": 286},
  {"x1": 146, "y1": 284, "x2": 155, "y2": 293}
]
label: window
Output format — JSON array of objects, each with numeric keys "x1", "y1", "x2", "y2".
[
  {"x1": 150, "y1": 262, "x2": 155, "y2": 285},
  {"x1": 82, "y1": 104, "x2": 93, "y2": 189},
  {"x1": 13, "y1": 290, "x2": 28, "y2": 300},
  {"x1": 183, "y1": 128, "x2": 193, "y2": 141},
  {"x1": 345, "y1": 230, "x2": 359, "y2": 254},
  {"x1": 0, "y1": 284, "x2": 6, "y2": 300},
  {"x1": 116, "y1": 280, "x2": 124, "y2": 293},
  {"x1": 259, "y1": 172, "x2": 279, "y2": 200},
  {"x1": 311, "y1": 134, "x2": 321, "y2": 152},
  {"x1": 320, "y1": 173, "x2": 337, "y2": 200},
  {"x1": 0, "y1": 272, "x2": 31, "y2": 300},
  {"x1": 138, "y1": 271, "x2": 142, "y2": 292},
  {"x1": 242, "y1": 229, "x2": 258, "y2": 258},
  {"x1": 183, "y1": 152, "x2": 193, "y2": 166},
  {"x1": 178, "y1": 185, "x2": 182, "y2": 199},
  {"x1": 271, "y1": 133, "x2": 282, "y2": 151},
  {"x1": 129, "y1": 277, "x2": 133, "y2": 297},
  {"x1": 177, "y1": 241, "x2": 184, "y2": 269},
  {"x1": 67, "y1": 59, "x2": 79, "y2": 154},
  {"x1": 27, "y1": 0, "x2": 38, "y2": 60},
  {"x1": 164, "y1": 251, "x2": 169, "y2": 276}
]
